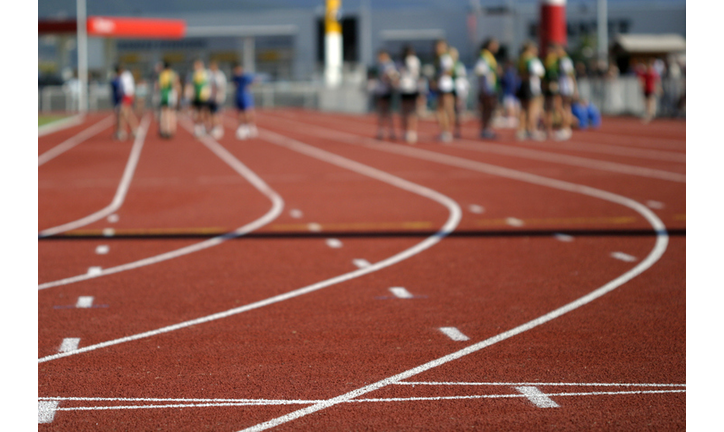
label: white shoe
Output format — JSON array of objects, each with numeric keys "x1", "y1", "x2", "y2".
[
  {"x1": 405, "y1": 131, "x2": 417, "y2": 144},
  {"x1": 439, "y1": 132, "x2": 453, "y2": 143},
  {"x1": 194, "y1": 124, "x2": 206, "y2": 137},
  {"x1": 211, "y1": 126, "x2": 224, "y2": 140},
  {"x1": 236, "y1": 126, "x2": 249, "y2": 140}
]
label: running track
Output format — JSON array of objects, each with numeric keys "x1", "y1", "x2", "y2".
[{"x1": 38, "y1": 109, "x2": 685, "y2": 430}]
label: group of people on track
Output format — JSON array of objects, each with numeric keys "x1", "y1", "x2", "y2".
[
  {"x1": 111, "y1": 58, "x2": 257, "y2": 141},
  {"x1": 368, "y1": 37, "x2": 581, "y2": 144}
]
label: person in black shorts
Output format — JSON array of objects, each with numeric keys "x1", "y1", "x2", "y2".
[
  {"x1": 372, "y1": 49, "x2": 398, "y2": 140},
  {"x1": 398, "y1": 45, "x2": 421, "y2": 144}
]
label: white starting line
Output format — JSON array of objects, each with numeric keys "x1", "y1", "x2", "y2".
[
  {"x1": 58, "y1": 338, "x2": 80, "y2": 353},
  {"x1": 307, "y1": 223, "x2": 322, "y2": 232},
  {"x1": 326, "y1": 238, "x2": 343, "y2": 248},
  {"x1": 515, "y1": 386, "x2": 560, "y2": 408},
  {"x1": 554, "y1": 233, "x2": 574, "y2": 242},
  {"x1": 469, "y1": 204, "x2": 485, "y2": 214},
  {"x1": 389, "y1": 287, "x2": 414, "y2": 299},
  {"x1": 352, "y1": 259, "x2": 371, "y2": 269},
  {"x1": 439, "y1": 327, "x2": 470, "y2": 341},
  {"x1": 75, "y1": 296, "x2": 94, "y2": 308},
  {"x1": 611, "y1": 252, "x2": 637, "y2": 262},
  {"x1": 87, "y1": 267, "x2": 102, "y2": 276},
  {"x1": 95, "y1": 245, "x2": 110, "y2": 255},
  {"x1": 505, "y1": 217, "x2": 525, "y2": 227},
  {"x1": 290, "y1": 209, "x2": 303, "y2": 219},
  {"x1": 107, "y1": 214, "x2": 120, "y2": 223}
]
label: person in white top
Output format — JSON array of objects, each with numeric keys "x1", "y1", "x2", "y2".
[
  {"x1": 515, "y1": 41, "x2": 545, "y2": 141},
  {"x1": 449, "y1": 47, "x2": 469, "y2": 138},
  {"x1": 207, "y1": 60, "x2": 227, "y2": 139},
  {"x1": 398, "y1": 45, "x2": 421, "y2": 144},
  {"x1": 118, "y1": 64, "x2": 139, "y2": 139},
  {"x1": 433, "y1": 39, "x2": 456, "y2": 142}
]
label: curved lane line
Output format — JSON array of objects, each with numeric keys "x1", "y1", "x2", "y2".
[
  {"x1": 38, "y1": 129, "x2": 462, "y2": 362},
  {"x1": 39, "y1": 115, "x2": 150, "y2": 237},
  {"x1": 38, "y1": 119, "x2": 284, "y2": 291},
  {"x1": 38, "y1": 115, "x2": 114, "y2": 166},
  {"x1": 238, "y1": 117, "x2": 669, "y2": 432}
]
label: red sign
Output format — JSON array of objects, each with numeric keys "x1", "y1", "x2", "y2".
[{"x1": 87, "y1": 16, "x2": 186, "y2": 39}]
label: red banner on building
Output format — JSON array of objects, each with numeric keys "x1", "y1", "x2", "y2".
[{"x1": 87, "y1": 16, "x2": 186, "y2": 39}]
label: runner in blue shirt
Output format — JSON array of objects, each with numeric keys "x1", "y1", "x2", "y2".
[{"x1": 232, "y1": 63, "x2": 257, "y2": 140}]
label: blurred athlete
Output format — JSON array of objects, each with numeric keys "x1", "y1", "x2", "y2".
[
  {"x1": 157, "y1": 61, "x2": 180, "y2": 139},
  {"x1": 372, "y1": 49, "x2": 398, "y2": 140},
  {"x1": 556, "y1": 45, "x2": 577, "y2": 140},
  {"x1": 516, "y1": 41, "x2": 545, "y2": 141},
  {"x1": 111, "y1": 65, "x2": 124, "y2": 140},
  {"x1": 232, "y1": 63, "x2": 258, "y2": 140},
  {"x1": 433, "y1": 39, "x2": 455, "y2": 142},
  {"x1": 207, "y1": 60, "x2": 227, "y2": 139},
  {"x1": 474, "y1": 38, "x2": 500, "y2": 139},
  {"x1": 450, "y1": 47, "x2": 469, "y2": 139},
  {"x1": 636, "y1": 58, "x2": 661, "y2": 123},
  {"x1": 187, "y1": 59, "x2": 211, "y2": 137},
  {"x1": 118, "y1": 64, "x2": 139, "y2": 139},
  {"x1": 398, "y1": 45, "x2": 421, "y2": 144},
  {"x1": 543, "y1": 44, "x2": 562, "y2": 139}
]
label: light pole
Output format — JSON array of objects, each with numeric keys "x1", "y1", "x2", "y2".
[
  {"x1": 76, "y1": 0, "x2": 88, "y2": 113},
  {"x1": 597, "y1": 0, "x2": 609, "y2": 70}
]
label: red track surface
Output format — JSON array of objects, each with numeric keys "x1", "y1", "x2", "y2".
[{"x1": 38, "y1": 109, "x2": 685, "y2": 431}]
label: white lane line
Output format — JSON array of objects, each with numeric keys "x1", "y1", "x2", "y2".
[
  {"x1": 102, "y1": 228, "x2": 115, "y2": 237},
  {"x1": 42, "y1": 388, "x2": 685, "y2": 412},
  {"x1": 38, "y1": 119, "x2": 284, "y2": 291},
  {"x1": 238, "y1": 114, "x2": 669, "y2": 432},
  {"x1": 469, "y1": 204, "x2": 485, "y2": 214},
  {"x1": 58, "y1": 338, "x2": 80, "y2": 353},
  {"x1": 39, "y1": 128, "x2": 462, "y2": 363},
  {"x1": 38, "y1": 115, "x2": 114, "y2": 165},
  {"x1": 107, "y1": 214, "x2": 120, "y2": 223},
  {"x1": 611, "y1": 251, "x2": 637, "y2": 262},
  {"x1": 646, "y1": 200, "x2": 665, "y2": 209},
  {"x1": 38, "y1": 400, "x2": 59, "y2": 423},
  {"x1": 87, "y1": 267, "x2": 102, "y2": 276},
  {"x1": 39, "y1": 115, "x2": 151, "y2": 237},
  {"x1": 76, "y1": 296, "x2": 94, "y2": 308},
  {"x1": 307, "y1": 222, "x2": 322, "y2": 232},
  {"x1": 38, "y1": 114, "x2": 85, "y2": 136},
  {"x1": 505, "y1": 217, "x2": 525, "y2": 227},
  {"x1": 515, "y1": 386, "x2": 560, "y2": 408},
  {"x1": 389, "y1": 287, "x2": 414, "y2": 299},
  {"x1": 439, "y1": 327, "x2": 470, "y2": 341},
  {"x1": 95, "y1": 245, "x2": 109, "y2": 254},
  {"x1": 326, "y1": 238, "x2": 343, "y2": 248},
  {"x1": 397, "y1": 381, "x2": 686, "y2": 387},
  {"x1": 353, "y1": 259, "x2": 371, "y2": 269},
  {"x1": 554, "y1": 233, "x2": 574, "y2": 242},
  {"x1": 290, "y1": 209, "x2": 303, "y2": 218},
  {"x1": 265, "y1": 112, "x2": 686, "y2": 182},
  {"x1": 516, "y1": 138, "x2": 686, "y2": 163}
]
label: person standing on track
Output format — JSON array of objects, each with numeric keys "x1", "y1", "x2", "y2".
[
  {"x1": 111, "y1": 65, "x2": 124, "y2": 140},
  {"x1": 187, "y1": 59, "x2": 211, "y2": 137},
  {"x1": 474, "y1": 38, "x2": 500, "y2": 139},
  {"x1": 207, "y1": 60, "x2": 227, "y2": 140},
  {"x1": 556, "y1": 44, "x2": 577, "y2": 140},
  {"x1": 232, "y1": 63, "x2": 258, "y2": 140},
  {"x1": 636, "y1": 58, "x2": 661, "y2": 123},
  {"x1": 450, "y1": 47, "x2": 469, "y2": 139},
  {"x1": 542, "y1": 44, "x2": 563, "y2": 140},
  {"x1": 515, "y1": 41, "x2": 545, "y2": 141},
  {"x1": 118, "y1": 64, "x2": 140, "y2": 140},
  {"x1": 157, "y1": 61, "x2": 181, "y2": 139},
  {"x1": 432, "y1": 39, "x2": 456, "y2": 143},
  {"x1": 372, "y1": 49, "x2": 399, "y2": 140},
  {"x1": 398, "y1": 45, "x2": 421, "y2": 144}
]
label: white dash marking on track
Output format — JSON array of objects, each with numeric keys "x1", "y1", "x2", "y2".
[
  {"x1": 307, "y1": 223, "x2": 322, "y2": 232},
  {"x1": 506, "y1": 217, "x2": 525, "y2": 227},
  {"x1": 554, "y1": 233, "x2": 574, "y2": 242},
  {"x1": 326, "y1": 238, "x2": 343, "y2": 248},
  {"x1": 59, "y1": 338, "x2": 80, "y2": 353},
  {"x1": 389, "y1": 287, "x2": 414, "y2": 299},
  {"x1": 87, "y1": 266, "x2": 102, "y2": 276},
  {"x1": 95, "y1": 245, "x2": 110, "y2": 255},
  {"x1": 515, "y1": 386, "x2": 560, "y2": 408},
  {"x1": 611, "y1": 252, "x2": 637, "y2": 262},
  {"x1": 76, "y1": 296, "x2": 94, "y2": 308},
  {"x1": 646, "y1": 200, "x2": 665, "y2": 209},
  {"x1": 290, "y1": 209, "x2": 303, "y2": 219},
  {"x1": 469, "y1": 204, "x2": 485, "y2": 214},
  {"x1": 102, "y1": 228, "x2": 115, "y2": 237},
  {"x1": 439, "y1": 327, "x2": 470, "y2": 341},
  {"x1": 38, "y1": 400, "x2": 59, "y2": 424},
  {"x1": 353, "y1": 259, "x2": 371, "y2": 269},
  {"x1": 107, "y1": 214, "x2": 120, "y2": 223}
]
